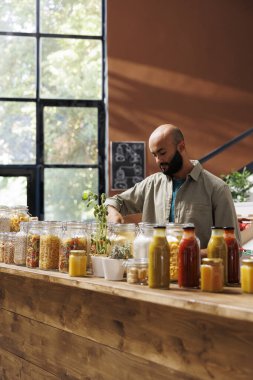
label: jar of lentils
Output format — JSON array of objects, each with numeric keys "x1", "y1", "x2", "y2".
[
  {"x1": 0, "y1": 206, "x2": 10, "y2": 232},
  {"x1": 14, "y1": 221, "x2": 29, "y2": 265}
]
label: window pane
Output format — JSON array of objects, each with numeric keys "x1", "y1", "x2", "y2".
[
  {"x1": 40, "y1": 38, "x2": 102, "y2": 99},
  {"x1": 0, "y1": 102, "x2": 36, "y2": 164},
  {"x1": 44, "y1": 168, "x2": 98, "y2": 221},
  {"x1": 0, "y1": 36, "x2": 36, "y2": 98},
  {"x1": 0, "y1": 0, "x2": 35, "y2": 33},
  {"x1": 0, "y1": 176, "x2": 27, "y2": 206},
  {"x1": 44, "y1": 107, "x2": 98, "y2": 164},
  {"x1": 40, "y1": 0, "x2": 102, "y2": 36}
]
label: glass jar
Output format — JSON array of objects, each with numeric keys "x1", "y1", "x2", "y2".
[
  {"x1": 10, "y1": 205, "x2": 30, "y2": 232},
  {"x1": 148, "y1": 225, "x2": 170, "y2": 289},
  {"x1": 223, "y1": 227, "x2": 240, "y2": 285},
  {"x1": 14, "y1": 221, "x2": 29, "y2": 265},
  {"x1": 126, "y1": 258, "x2": 148, "y2": 285},
  {"x1": 4, "y1": 232, "x2": 16, "y2": 264},
  {"x1": 207, "y1": 227, "x2": 228, "y2": 284},
  {"x1": 26, "y1": 221, "x2": 45, "y2": 268},
  {"x1": 241, "y1": 259, "x2": 253, "y2": 293},
  {"x1": 59, "y1": 222, "x2": 88, "y2": 273},
  {"x1": 201, "y1": 258, "x2": 224, "y2": 292},
  {"x1": 0, "y1": 206, "x2": 10, "y2": 233},
  {"x1": 178, "y1": 225, "x2": 200, "y2": 288},
  {"x1": 69, "y1": 250, "x2": 87, "y2": 277},
  {"x1": 166, "y1": 223, "x2": 184, "y2": 282},
  {"x1": 133, "y1": 223, "x2": 155, "y2": 259},
  {"x1": 109, "y1": 223, "x2": 137, "y2": 259},
  {"x1": 0, "y1": 232, "x2": 7, "y2": 262},
  {"x1": 39, "y1": 221, "x2": 62, "y2": 270}
]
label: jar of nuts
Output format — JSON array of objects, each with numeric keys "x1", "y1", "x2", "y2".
[
  {"x1": 126, "y1": 258, "x2": 148, "y2": 285},
  {"x1": 166, "y1": 223, "x2": 184, "y2": 282}
]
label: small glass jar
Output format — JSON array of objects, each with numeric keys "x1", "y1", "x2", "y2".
[
  {"x1": 0, "y1": 232, "x2": 7, "y2": 262},
  {"x1": 0, "y1": 206, "x2": 11, "y2": 233},
  {"x1": 26, "y1": 221, "x2": 45, "y2": 268},
  {"x1": 207, "y1": 227, "x2": 228, "y2": 284},
  {"x1": 133, "y1": 223, "x2": 155, "y2": 259},
  {"x1": 10, "y1": 205, "x2": 30, "y2": 232},
  {"x1": 201, "y1": 258, "x2": 224, "y2": 292},
  {"x1": 166, "y1": 223, "x2": 184, "y2": 282},
  {"x1": 39, "y1": 221, "x2": 62, "y2": 270},
  {"x1": 69, "y1": 250, "x2": 87, "y2": 277},
  {"x1": 241, "y1": 258, "x2": 253, "y2": 293},
  {"x1": 126, "y1": 258, "x2": 148, "y2": 285},
  {"x1": 59, "y1": 222, "x2": 88, "y2": 273},
  {"x1": 14, "y1": 221, "x2": 28, "y2": 265},
  {"x1": 4, "y1": 232, "x2": 16, "y2": 264},
  {"x1": 109, "y1": 223, "x2": 137, "y2": 259}
]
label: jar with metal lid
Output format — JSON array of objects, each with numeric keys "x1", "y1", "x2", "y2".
[
  {"x1": 109, "y1": 223, "x2": 137, "y2": 259},
  {"x1": 69, "y1": 250, "x2": 87, "y2": 277},
  {"x1": 241, "y1": 258, "x2": 253, "y2": 293},
  {"x1": 0, "y1": 232, "x2": 7, "y2": 262},
  {"x1": 207, "y1": 227, "x2": 228, "y2": 284},
  {"x1": 4, "y1": 232, "x2": 16, "y2": 264},
  {"x1": 133, "y1": 223, "x2": 155, "y2": 259},
  {"x1": 10, "y1": 205, "x2": 30, "y2": 232},
  {"x1": 14, "y1": 222, "x2": 29, "y2": 265},
  {"x1": 0, "y1": 206, "x2": 10, "y2": 232},
  {"x1": 59, "y1": 221, "x2": 88, "y2": 273},
  {"x1": 201, "y1": 258, "x2": 224, "y2": 292},
  {"x1": 39, "y1": 221, "x2": 62, "y2": 270},
  {"x1": 126, "y1": 258, "x2": 148, "y2": 285},
  {"x1": 26, "y1": 221, "x2": 45, "y2": 268},
  {"x1": 166, "y1": 223, "x2": 184, "y2": 282}
]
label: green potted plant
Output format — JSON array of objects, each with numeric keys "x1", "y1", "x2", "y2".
[
  {"x1": 221, "y1": 167, "x2": 253, "y2": 202},
  {"x1": 103, "y1": 242, "x2": 133, "y2": 281}
]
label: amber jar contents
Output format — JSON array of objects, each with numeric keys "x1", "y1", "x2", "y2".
[
  {"x1": 201, "y1": 258, "x2": 224, "y2": 292},
  {"x1": 224, "y1": 227, "x2": 240, "y2": 284},
  {"x1": 178, "y1": 225, "x2": 200, "y2": 288},
  {"x1": 148, "y1": 226, "x2": 170, "y2": 289},
  {"x1": 207, "y1": 227, "x2": 228, "y2": 284},
  {"x1": 241, "y1": 259, "x2": 253, "y2": 293},
  {"x1": 69, "y1": 250, "x2": 87, "y2": 277}
]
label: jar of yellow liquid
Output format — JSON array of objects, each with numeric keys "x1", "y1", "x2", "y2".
[
  {"x1": 207, "y1": 227, "x2": 228, "y2": 284},
  {"x1": 241, "y1": 259, "x2": 253, "y2": 293},
  {"x1": 201, "y1": 258, "x2": 224, "y2": 292},
  {"x1": 69, "y1": 250, "x2": 87, "y2": 277}
]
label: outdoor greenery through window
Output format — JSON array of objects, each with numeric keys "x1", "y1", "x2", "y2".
[{"x1": 0, "y1": 0, "x2": 106, "y2": 221}]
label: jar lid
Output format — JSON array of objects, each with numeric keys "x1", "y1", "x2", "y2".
[
  {"x1": 211, "y1": 226, "x2": 224, "y2": 230},
  {"x1": 183, "y1": 224, "x2": 195, "y2": 230},
  {"x1": 242, "y1": 258, "x2": 253, "y2": 266},
  {"x1": 70, "y1": 250, "x2": 86, "y2": 255},
  {"x1": 202, "y1": 258, "x2": 223, "y2": 265},
  {"x1": 153, "y1": 225, "x2": 166, "y2": 229},
  {"x1": 223, "y1": 226, "x2": 235, "y2": 230}
]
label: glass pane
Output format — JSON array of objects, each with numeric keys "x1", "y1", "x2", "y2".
[
  {"x1": 0, "y1": 0, "x2": 35, "y2": 33},
  {"x1": 40, "y1": 38, "x2": 102, "y2": 99},
  {"x1": 0, "y1": 36, "x2": 36, "y2": 97},
  {"x1": 41, "y1": 0, "x2": 102, "y2": 36},
  {"x1": 44, "y1": 107, "x2": 98, "y2": 164},
  {"x1": 44, "y1": 168, "x2": 98, "y2": 221},
  {"x1": 0, "y1": 177, "x2": 27, "y2": 206},
  {"x1": 0, "y1": 102, "x2": 36, "y2": 164}
]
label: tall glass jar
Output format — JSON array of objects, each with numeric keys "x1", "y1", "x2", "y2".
[
  {"x1": 39, "y1": 221, "x2": 62, "y2": 270},
  {"x1": 241, "y1": 258, "x2": 253, "y2": 293},
  {"x1": 14, "y1": 222, "x2": 28, "y2": 265},
  {"x1": 133, "y1": 223, "x2": 155, "y2": 259},
  {"x1": 0, "y1": 232, "x2": 7, "y2": 262},
  {"x1": 0, "y1": 206, "x2": 10, "y2": 232},
  {"x1": 223, "y1": 227, "x2": 240, "y2": 285},
  {"x1": 109, "y1": 223, "x2": 136, "y2": 259},
  {"x1": 207, "y1": 227, "x2": 228, "y2": 284},
  {"x1": 166, "y1": 223, "x2": 184, "y2": 282},
  {"x1": 26, "y1": 221, "x2": 45, "y2": 268},
  {"x1": 178, "y1": 225, "x2": 200, "y2": 288},
  {"x1": 10, "y1": 205, "x2": 30, "y2": 232},
  {"x1": 4, "y1": 232, "x2": 16, "y2": 264},
  {"x1": 148, "y1": 225, "x2": 170, "y2": 289},
  {"x1": 59, "y1": 222, "x2": 88, "y2": 273}
]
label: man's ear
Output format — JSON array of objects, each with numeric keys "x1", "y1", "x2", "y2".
[{"x1": 178, "y1": 140, "x2": 185, "y2": 152}]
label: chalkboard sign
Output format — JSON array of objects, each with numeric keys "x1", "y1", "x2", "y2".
[{"x1": 111, "y1": 142, "x2": 146, "y2": 190}]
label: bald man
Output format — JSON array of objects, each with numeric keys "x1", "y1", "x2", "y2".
[{"x1": 105, "y1": 124, "x2": 241, "y2": 248}]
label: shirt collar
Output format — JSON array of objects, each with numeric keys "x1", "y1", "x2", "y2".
[{"x1": 188, "y1": 160, "x2": 202, "y2": 181}]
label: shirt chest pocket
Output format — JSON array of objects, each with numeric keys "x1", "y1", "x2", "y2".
[{"x1": 183, "y1": 202, "x2": 210, "y2": 217}]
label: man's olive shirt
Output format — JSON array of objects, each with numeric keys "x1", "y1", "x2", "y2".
[{"x1": 105, "y1": 161, "x2": 241, "y2": 248}]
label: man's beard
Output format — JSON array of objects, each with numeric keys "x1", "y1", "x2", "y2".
[{"x1": 160, "y1": 150, "x2": 183, "y2": 176}]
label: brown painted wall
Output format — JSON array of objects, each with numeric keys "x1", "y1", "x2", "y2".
[{"x1": 107, "y1": 0, "x2": 253, "y2": 198}]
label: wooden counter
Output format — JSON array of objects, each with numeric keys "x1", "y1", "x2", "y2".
[{"x1": 0, "y1": 263, "x2": 253, "y2": 379}]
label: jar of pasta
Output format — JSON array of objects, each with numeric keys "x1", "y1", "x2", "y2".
[
  {"x1": 26, "y1": 221, "x2": 45, "y2": 268},
  {"x1": 14, "y1": 222, "x2": 29, "y2": 265},
  {"x1": 4, "y1": 232, "x2": 16, "y2": 264},
  {"x1": 0, "y1": 206, "x2": 11, "y2": 233},
  {"x1": 59, "y1": 221, "x2": 88, "y2": 273},
  {"x1": 0, "y1": 232, "x2": 7, "y2": 262},
  {"x1": 166, "y1": 223, "x2": 184, "y2": 282},
  {"x1": 39, "y1": 221, "x2": 62, "y2": 270},
  {"x1": 109, "y1": 223, "x2": 136, "y2": 259},
  {"x1": 10, "y1": 205, "x2": 30, "y2": 232}
]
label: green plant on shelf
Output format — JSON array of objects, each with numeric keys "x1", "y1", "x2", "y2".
[
  {"x1": 82, "y1": 191, "x2": 110, "y2": 255},
  {"x1": 221, "y1": 167, "x2": 253, "y2": 202},
  {"x1": 109, "y1": 242, "x2": 133, "y2": 260}
]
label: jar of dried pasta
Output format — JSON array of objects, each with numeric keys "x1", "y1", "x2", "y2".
[
  {"x1": 166, "y1": 223, "x2": 184, "y2": 282},
  {"x1": 14, "y1": 221, "x2": 29, "y2": 265},
  {"x1": 10, "y1": 205, "x2": 30, "y2": 232},
  {"x1": 26, "y1": 221, "x2": 45, "y2": 268},
  {"x1": 0, "y1": 206, "x2": 11, "y2": 233},
  {"x1": 59, "y1": 221, "x2": 88, "y2": 273},
  {"x1": 39, "y1": 221, "x2": 62, "y2": 270}
]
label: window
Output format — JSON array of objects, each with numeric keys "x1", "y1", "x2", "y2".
[{"x1": 0, "y1": 0, "x2": 106, "y2": 221}]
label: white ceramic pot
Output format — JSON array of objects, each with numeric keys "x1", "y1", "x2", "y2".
[
  {"x1": 102, "y1": 258, "x2": 125, "y2": 281},
  {"x1": 91, "y1": 255, "x2": 105, "y2": 277}
]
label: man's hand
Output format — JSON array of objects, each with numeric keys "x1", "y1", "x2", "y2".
[{"x1": 107, "y1": 205, "x2": 124, "y2": 223}]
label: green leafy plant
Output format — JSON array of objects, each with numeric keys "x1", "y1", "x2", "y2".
[
  {"x1": 109, "y1": 242, "x2": 133, "y2": 260},
  {"x1": 82, "y1": 191, "x2": 110, "y2": 255},
  {"x1": 221, "y1": 167, "x2": 253, "y2": 202}
]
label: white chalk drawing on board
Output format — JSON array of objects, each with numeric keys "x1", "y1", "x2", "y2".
[{"x1": 111, "y1": 142, "x2": 146, "y2": 190}]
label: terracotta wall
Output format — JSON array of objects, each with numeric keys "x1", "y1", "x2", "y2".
[{"x1": 107, "y1": 0, "x2": 253, "y2": 199}]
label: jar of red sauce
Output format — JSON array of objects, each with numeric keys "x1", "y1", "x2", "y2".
[
  {"x1": 178, "y1": 225, "x2": 200, "y2": 288},
  {"x1": 223, "y1": 226, "x2": 240, "y2": 285}
]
